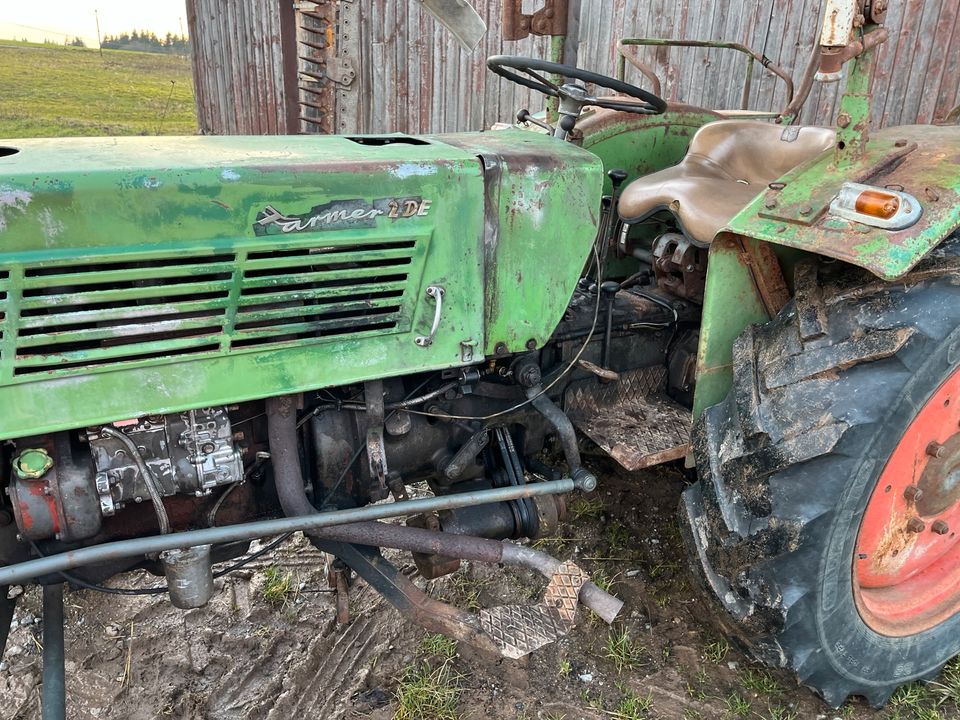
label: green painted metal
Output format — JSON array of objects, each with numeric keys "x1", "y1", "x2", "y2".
[
  {"x1": 692, "y1": 236, "x2": 783, "y2": 422},
  {"x1": 439, "y1": 131, "x2": 603, "y2": 355},
  {"x1": 577, "y1": 107, "x2": 721, "y2": 277},
  {"x1": 13, "y1": 448, "x2": 53, "y2": 480},
  {"x1": 723, "y1": 124, "x2": 960, "y2": 281},
  {"x1": 833, "y1": 47, "x2": 874, "y2": 166},
  {"x1": 0, "y1": 130, "x2": 601, "y2": 440},
  {"x1": 695, "y1": 19, "x2": 960, "y2": 422}
]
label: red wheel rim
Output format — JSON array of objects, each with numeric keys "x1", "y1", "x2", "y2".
[{"x1": 855, "y1": 368, "x2": 960, "y2": 636}]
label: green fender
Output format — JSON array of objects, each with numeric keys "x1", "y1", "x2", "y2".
[{"x1": 694, "y1": 123, "x2": 960, "y2": 420}]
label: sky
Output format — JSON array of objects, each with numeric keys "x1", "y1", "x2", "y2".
[{"x1": 0, "y1": 0, "x2": 188, "y2": 46}]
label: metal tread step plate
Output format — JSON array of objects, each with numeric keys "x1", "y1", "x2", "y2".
[{"x1": 565, "y1": 367, "x2": 691, "y2": 471}]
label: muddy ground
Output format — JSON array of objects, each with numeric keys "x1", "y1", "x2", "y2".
[{"x1": 0, "y1": 459, "x2": 956, "y2": 720}]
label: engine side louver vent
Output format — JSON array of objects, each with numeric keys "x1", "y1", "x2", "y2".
[
  {"x1": 7, "y1": 234, "x2": 423, "y2": 377},
  {"x1": 233, "y1": 238, "x2": 414, "y2": 349},
  {"x1": 0, "y1": 269, "x2": 9, "y2": 356},
  {"x1": 14, "y1": 255, "x2": 234, "y2": 375}
]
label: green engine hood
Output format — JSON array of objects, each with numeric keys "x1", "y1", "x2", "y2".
[{"x1": 0, "y1": 130, "x2": 601, "y2": 439}]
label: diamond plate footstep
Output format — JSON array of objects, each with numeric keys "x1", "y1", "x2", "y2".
[
  {"x1": 543, "y1": 560, "x2": 588, "y2": 623},
  {"x1": 566, "y1": 367, "x2": 692, "y2": 471},
  {"x1": 479, "y1": 560, "x2": 589, "y2": 659}
]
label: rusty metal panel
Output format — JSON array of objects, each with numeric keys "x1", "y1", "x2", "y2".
[{"x1": 186, "y1": 0, "x2": 293, "y2": 134}]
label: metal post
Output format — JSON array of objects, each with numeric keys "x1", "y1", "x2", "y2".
[
  {"x1": 94, "y1": 10, "x2": 103, "y2": 59},
  {"x1": 833, "y1": 46, "x2": 875, "y2": 166},
  {"x1": 41, "y1": 584, "x2": 65, "y2": 720}
]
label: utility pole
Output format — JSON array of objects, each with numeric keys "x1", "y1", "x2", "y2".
[{"x1": 94, "y1": 9, "x2": 103, "y2": 58}]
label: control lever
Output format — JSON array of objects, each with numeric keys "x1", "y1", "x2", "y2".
[
  {"x1": 606, "y1": 169, "x2": 629, "y2": 256},
  {"x1": 516, "y1": 109, "x2": 553, "y2": 133},
  {"x1": 600, "y1": 280, "x2": 621, "y2": 374}
]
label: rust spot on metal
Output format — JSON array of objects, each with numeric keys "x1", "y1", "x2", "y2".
[{"x1": 871, "y1": 513, "x2": 918, "y2": 575}]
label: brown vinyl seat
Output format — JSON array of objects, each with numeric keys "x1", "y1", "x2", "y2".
[{"x1": 617, "y1": 120, "x2": 835, "y2": 245}]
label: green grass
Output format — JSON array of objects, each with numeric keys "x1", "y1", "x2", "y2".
[
  {"x1": 609, "y1": 685, "x2": 653, "y2": 719},
  {"x1": 569, "y1": 496, "x2": 605, "y2": 520},
  {"x1": 393, "y1": 658, "x2": 463, "y2": 720},
  {"x1": 604, "y1": 628, "x2": 647, "y2": 673},
  {"x1": 704, "y1": 637, "x2": 730, "y2": 664},
  {"x1": 723, "y1": 692, "x2": 751, "y2": 718},
  {"x1": 929, "y1": 656, "x2": 960, "y2": 710},
  {"x1": 418, "y1": 633, "x2": 458, "y2": 660},
  {"x1": 0, "y1": 40, "x2": 196, "y2": 138},
  {"x1": 261, "y1": 566, "x2": 295, "y2": 607},
  {"x1": 741, "y1": 669, "x2": 782, "y2": 697}
]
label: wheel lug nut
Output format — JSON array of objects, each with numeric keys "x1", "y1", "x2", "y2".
[
  {"x1": 907, "y1": 517, "x2": 926, "y2": 533},
  {"x1": 926, "y1": 441, "x2": 946, "y2": 458},
  {"x1": 903, "y1": 485, "x2": 924, "y2": 502},
  {"x1": 932, "y1": 520, "x2": 950, "y2": 535}
]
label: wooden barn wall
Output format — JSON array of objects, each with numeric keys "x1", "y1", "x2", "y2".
[
  {"x1": 186, "y1": 0, "x2": 296, "y2": 135},
  {"x1": 358, "y1": 0, "x2": 960, "y2": 133},
  {"x1": 186, "y1": 0, "x2": 960, "y2": 135},
  {"x1": 354, "y1": 0, "x2": 549, "y2": 133}
]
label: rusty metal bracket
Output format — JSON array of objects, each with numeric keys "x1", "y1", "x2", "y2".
[
  {"x1": 502, "y1": 0, "x2": 568, "y2": 40},
  {"x1": 364, "y1": 380, "x2": 388, "y2": 500},
  {"x1": 325, "y1": 57, "x2": 356, "y2": 87}
]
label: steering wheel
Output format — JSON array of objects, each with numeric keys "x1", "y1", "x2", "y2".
[{"x1": 486, "y1": 56, "x2": 667, "y2": 123}]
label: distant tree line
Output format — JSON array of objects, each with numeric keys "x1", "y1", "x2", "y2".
[{"x1": 99, "y1": 30, "x2": 190, "y2": 55}]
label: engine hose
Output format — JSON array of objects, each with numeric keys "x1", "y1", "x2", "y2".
[
  {"x1": 100, "y1": 426, "x2": 170, "y2": 535},
  {"x1": 264, "y1": 395, "x2": 620, "y2": 622}
]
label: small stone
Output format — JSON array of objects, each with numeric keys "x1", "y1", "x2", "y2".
[
  {"x1": 625, "y1": 570, "x2": 641, "y2": 578},
  {"x1": 6, "y1": 645, "x2": 22, "y2": 658},
  {"x1": 578, "y1": 672, "x2": 593, "y2": 683},
  {"x1": 727, "y1": 661, "x2": 739, "y2": 671},
  {"x1": 105, "y1": 624, "x2": 122, "y2": 638},
  {"x1": 6, "y1": 586, "x2": 22, "y2": 600},
  {"x1": 19, "y1": 613, "x2": 34, "y2": 626}
]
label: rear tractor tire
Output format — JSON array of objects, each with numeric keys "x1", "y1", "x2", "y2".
[{"x1": 684, "y1": 239, "x2": 960, "y2": 707}]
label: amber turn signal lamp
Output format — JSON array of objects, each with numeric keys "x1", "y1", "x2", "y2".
[
  {"x1": 854, "y1": 189, "x2": 900, "y2": 219},
  {"x1": 829, "y1": 182, "x2": 922, "y2": 230}
]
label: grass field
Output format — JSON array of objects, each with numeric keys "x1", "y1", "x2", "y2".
[{"x1": 0, "y1": 40, "x2": 197, "y2": 138}]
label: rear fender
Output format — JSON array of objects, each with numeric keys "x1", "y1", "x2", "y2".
[{"x1": 693, "y1": 124, "x2": 960, "y2": 420}]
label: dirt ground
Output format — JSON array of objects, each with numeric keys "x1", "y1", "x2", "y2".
[{"x1": 0, "y1": 459, "x2": 957, "y2": 720}]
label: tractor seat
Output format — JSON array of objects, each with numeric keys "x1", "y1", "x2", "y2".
[{"x1": 618, "y1": 120, "x2": 835, "y2": 245}]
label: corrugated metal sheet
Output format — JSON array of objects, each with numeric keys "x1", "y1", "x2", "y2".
[
  {"x1": 186, "y1": 0, "x2": 295, "y2": 134},
  {"x1": 187, "y1": 0, "x2": 960, "y2": 136}
]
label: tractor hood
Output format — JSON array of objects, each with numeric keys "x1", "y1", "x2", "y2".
[{"x1": 0, "y1": 130, "x2": 601, "y2": 439}]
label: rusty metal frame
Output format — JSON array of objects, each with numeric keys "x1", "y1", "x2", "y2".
[
  {"x1": 502, "y1": 0, "x2": 569, "y2": 41},
  {"x1": 615, "y1": 38, "x2": 794, "y2": 117},
  {"x1": 292, "y1": 0, "x2": 358, "y2": 134}
]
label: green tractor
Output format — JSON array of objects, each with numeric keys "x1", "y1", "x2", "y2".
[{"x1": 1, "y1": 0, "x2": 959, "y2": 713}]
